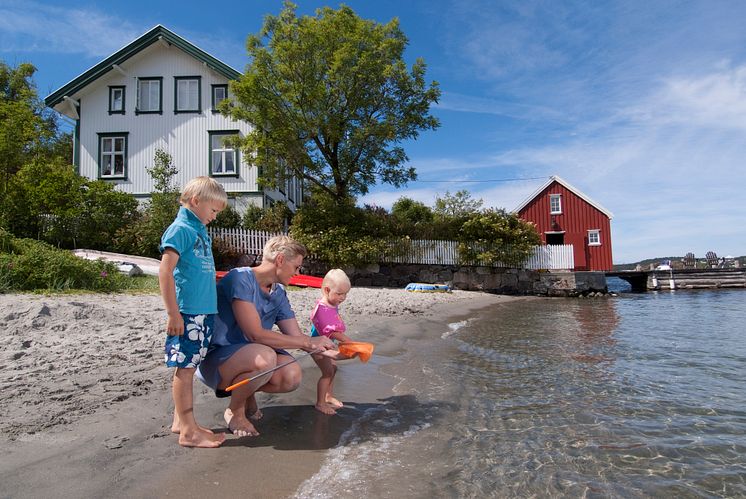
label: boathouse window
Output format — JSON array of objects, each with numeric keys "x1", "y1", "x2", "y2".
[
  {"x1": 108, "y1": 86, "x2": 125, "y2": 114},
  {"x1": 136, "y1": 77, "x2": 162, "y2": 114},
  {"x1": 209, "y1": 131, "x2": 239, "y2": 177},
  {"x1": 175, "y1": 76, "x2": 201, "y2": 113},
  {"x1": 97, "y1": 132, "x2": 128, "y2": 179},
  {"x1": 550, "y1": 194, "x2": 562, "y2": 214},
  {"x1": 588, "y1": 229, "x2": 601, "y2": 246}
]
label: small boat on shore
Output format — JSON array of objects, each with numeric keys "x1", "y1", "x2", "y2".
[{"x1": 72, "y1": 249, "x2": 161, "y2": 276}]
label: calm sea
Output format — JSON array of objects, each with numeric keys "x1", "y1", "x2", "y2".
[{"x1": 295, "y1": 284, "x2": 746, "y2": 498}]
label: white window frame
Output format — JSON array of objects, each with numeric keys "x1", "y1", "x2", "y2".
[
  {"x1": 550, "y1": 194, "x2": 562, "y2": 214},
  {"x1": 175, "y1": 76, "x2": 201, "y2": 113},
  {"x1": 109, "y1": 86, "x2": 125, "y2": 114},
  {"x1": 211, "y1": 84, "x2": 227, "y2": 112},
  {"x1": 209, "y1": 131, "x2": 239, "y2": 177},
  {"x1": 136, "y1": 77, "x2": 162, "y2": 114},
  {"x1": 588, "y1": 229, "x2": 601, "y2": 246},
  {"x1": 98, "y1": 133, "x2": 128, "y2": 179}
]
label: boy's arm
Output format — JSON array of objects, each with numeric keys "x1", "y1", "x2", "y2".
[{"x1": 159, "y1": 249, "x2": 184, "y2": 336}]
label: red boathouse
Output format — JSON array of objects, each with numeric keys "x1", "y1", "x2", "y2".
[{"x1": 515, "y1": 176, "x2": 614, "y2": 271}]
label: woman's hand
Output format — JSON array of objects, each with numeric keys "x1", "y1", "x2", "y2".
[{"x1": 310, "y1": 336, "x2": 336, "y2": 352}]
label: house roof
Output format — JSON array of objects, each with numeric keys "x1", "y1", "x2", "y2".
[
  {"x1": 44, "y1": 24, "x2": 242, "y2": 110},
  {"x1": 513, "y1": 175, "x2": 614, "y2": 219}
]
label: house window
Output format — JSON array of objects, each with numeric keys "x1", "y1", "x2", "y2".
[
  {"x1": 109, "y1": 86, "x2": 125, "y2": 114},
  {"x1": 98, "y1": 132, "x2": 128, "y2": 179},
  {"x1": 175, "y1": 76, "x2": 201, "y2": 113},
  {"x1": 550, "y1": 194, "x2": 562, "y2": 214},
  {"x1": 136, "y1": 77, "x2": 162, "y2": 114},
  {"x1": 209, "y1": 131, "x2": 239, "y2": 176},
  {"x1": 212, "y1": 84, "x2": 228, "y2": 112},
  {"x1": 588, "y1": 229, "x2": 601, "y2": 246}
]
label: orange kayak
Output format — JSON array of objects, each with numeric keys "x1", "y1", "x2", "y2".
[{"x1": 215, "y1": 271, "x2": 322, "y2": 288}]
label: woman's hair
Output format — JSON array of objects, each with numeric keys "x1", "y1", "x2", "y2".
[
  {"x1": 263, "y1": 235, "x2": 307, "y2": 262},
  {"x1": 322, "y1": 268, "x2": 351, "y2": 290},
  {"x1": 180, "y1": 176, "x2": 228, "y2": 208}
]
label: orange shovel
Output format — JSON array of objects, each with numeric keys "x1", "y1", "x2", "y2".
[{"x1": 338, "y1": 341, "x2": 375, "y2": 362}]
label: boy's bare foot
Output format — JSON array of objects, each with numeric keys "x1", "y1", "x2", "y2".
[
  {"x1": 315, "y1": 402, "x2": 338, "y2": 415},
  {"x1": 246, "y1": 394, "x2": 263, "y2": 421},
  {"x1": 224, "y1": 408, "x2": 260, "y2": 437},
  {"x1": 325, "y1": 396, "x2": 344, "y2": 409},
  {"x1": 171, "y1": 413, "x2": 180, "y2": 433},
  {"x1": 178, "y1": 428, "x2": 225, "y2": 448}
]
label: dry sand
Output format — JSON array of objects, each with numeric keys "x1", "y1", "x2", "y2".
[{"x1": 0, "y1": 286, "x2": 517, "y2": 498}]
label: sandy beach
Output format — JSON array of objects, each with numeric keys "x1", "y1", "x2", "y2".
[{"x1": 0, "y1": 286, "x2": 520, "y2": 498}]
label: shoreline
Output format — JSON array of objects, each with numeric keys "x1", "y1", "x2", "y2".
[{"x1": 0, "y1": 288, "x2": 524, "y2": 498}]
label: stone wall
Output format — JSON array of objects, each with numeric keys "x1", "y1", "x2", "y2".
[{"x1": 303, "y1": 260, "x2": 608, "y2": 297}]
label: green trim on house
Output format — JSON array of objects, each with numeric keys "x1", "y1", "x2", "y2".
[
  {"x1": 174, "y1": 76, "x2": 202, "y2": 114},
  {"x1": 135, "y1": 77, "x2": 163, "y2": 115},
  {"x1": 108, "y1": 86, "x2": 126, "y2": 115},
  {"x1": 208, "y1": 130, "x2": 241, "y2": 178},
  {"x1": 44, "y1": 25, "x2": 241, "y2": 109},
  {"x1": 73, "y1": 101, "x2": 81, "y2": 172},
  {"x1": 96, "y1": 132, "x2": 129, "y2": 180}
]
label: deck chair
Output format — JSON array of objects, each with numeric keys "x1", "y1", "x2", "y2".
[
  {"x1": 705, "y1": 251, "x2": 718, "y2": 268},
  {"x1": 683, "y1": 252, "x2": 696, "y2": 268}
]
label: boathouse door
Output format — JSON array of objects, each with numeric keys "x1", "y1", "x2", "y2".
[{"x1": 545, "y1": 232, "x2": 564, "y2": 245}]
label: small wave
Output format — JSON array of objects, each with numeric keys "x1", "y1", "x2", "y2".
[
  {"x1": 293, "y1": 402, "x2": 431, "y2": 498},
  {"x1": 442, "y1": 319, "x2": 470, "y2": 339}
]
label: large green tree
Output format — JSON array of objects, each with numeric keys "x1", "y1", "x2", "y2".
[
  {"x1": 0, "y1": 61, "x2": 57, "y2": 192},
  {"x1": 224, "y1": 2, "x2": 440, "y2": 204}
]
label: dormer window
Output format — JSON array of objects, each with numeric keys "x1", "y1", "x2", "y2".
[{"x1": 550, "y1": 194, "x2": 562, "y2": 214}]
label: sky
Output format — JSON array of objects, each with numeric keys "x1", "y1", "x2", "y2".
[{"x1": 2, "y1": 0, "x2": 746, "y2": 263}]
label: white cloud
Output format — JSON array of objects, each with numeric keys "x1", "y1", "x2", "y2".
[{"x1": 0, "y1": 1, "x2": 141, "y2": 57}]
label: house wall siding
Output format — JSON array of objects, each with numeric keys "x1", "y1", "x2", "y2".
[
  {"x1": 518, "y1": 182, "x2": 613, "y2": 271},
  {"x1": 75, "y1": 43, "x2": 258, "y2": 197}
]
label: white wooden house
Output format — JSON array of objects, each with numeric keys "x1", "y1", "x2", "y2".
[{"x1": 44, "y1": 25, "x2": 302, "y2": 213}]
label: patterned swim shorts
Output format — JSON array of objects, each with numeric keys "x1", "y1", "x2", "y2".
[{"x1": 164, "y1": 314, "x2": 214, "y2": 368}]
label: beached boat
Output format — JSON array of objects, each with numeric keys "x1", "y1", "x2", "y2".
[
  {"x1": 405, "y1": 282, "x2": 451, "y2": 292},
  {"x1": 215, "y1": 270, "x2": 323, "y2": 288},
  {"x1": 72, "y1": 249, "x2": 161, "y2": 276}
]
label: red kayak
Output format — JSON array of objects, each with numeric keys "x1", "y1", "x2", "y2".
[{"x1": 215, "y1": 271, "x2": 322, "y2": 288}]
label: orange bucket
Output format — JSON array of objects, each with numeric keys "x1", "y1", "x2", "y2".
[{"x1": 338, "y1": 341, "x2": 375, "y2": 362}]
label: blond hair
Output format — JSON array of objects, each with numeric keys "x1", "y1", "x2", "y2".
[
  {"x1": 180, "y1": 176, "x2": 228, "y2": 208},
  {"x1": 322, "y1": 268, "x2": 351, "y2": 290},
  {"x1": 262, "y1": 235, "x2": 307, "y2": 263}
]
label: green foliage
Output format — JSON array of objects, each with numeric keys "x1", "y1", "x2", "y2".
[
  {"x1": 224, "y1": 2, "x2": 440, "y2": 204},
  {"x1": 213, "y1": 204, "x2": 242, "y2": 228},
  {"x1": 1, "y1": 158, "x2": 138, "y2": 249},
  {"x1": 0, "y1": 229, "x2": 133, "y2": 292},
  {"x1": 457, "y1": 208, "x2": 541, "y2": 266},
  {"x1": 0, "y1": 61, "x2": 57, "y2": 192},
  {"x1": 434, "y1": 190, "x2": 483, "y2": 219},
  {"x1": 290, "y1": 189, "x2": 390, "y2": 266},
  {"x1": 241, "y1": 204, "x2": 264, "y2": 229},
  {"x1": 146, "y1": 149, "x2": 179, "y2": 193}
]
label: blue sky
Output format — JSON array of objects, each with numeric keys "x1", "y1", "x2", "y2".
[{"x1": 2, "y1": 0, "x2": 746, "y2": 263}]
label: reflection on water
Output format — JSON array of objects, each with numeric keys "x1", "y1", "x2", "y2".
[{"x1": 296, "y1": 291, "x2": 746, "y2": 498}]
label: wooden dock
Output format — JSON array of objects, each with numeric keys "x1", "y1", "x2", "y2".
[{"x1": 607, "y1": 268, "x2": 746, "y2": 291}]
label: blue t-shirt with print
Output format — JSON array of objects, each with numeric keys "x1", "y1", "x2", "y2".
[
  {"x1": 211, "y1": 267, "x2": 295, "y2": 349},
  {"x1": 159, "y1": 206, "x2": 217, "y2": 315}
]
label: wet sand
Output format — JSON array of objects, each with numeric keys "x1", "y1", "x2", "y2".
[{"x1": 0, "y1": 287, "x2": 518, "y2": 498}]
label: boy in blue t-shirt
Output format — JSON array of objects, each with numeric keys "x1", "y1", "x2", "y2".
[{"x1": 159, "y1": 176, "x2": 227, "y2": 448}]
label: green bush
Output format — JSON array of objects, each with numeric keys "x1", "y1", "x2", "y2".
[
  {"x1": 0, "y1": 229, "x2": 133, "y2": 292},
  {"x1": 213, "y1": 204, "x2": 242, "y2": 228},
  {"x1": 457, "y1": 208, "x2": 541, "y2": 266}
]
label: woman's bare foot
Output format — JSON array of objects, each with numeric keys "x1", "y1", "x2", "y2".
[
  {"x1": 178, "y1": 427, "x2": 225, "y2": 448},
  {"x1": 246, "y1": 394, "x2": 264, "y2": 421},
  {"x1": 224, "y1": 408, "x2": 260, "y2": 437},
  {"x1": 315, "y1": 402, "x2": 338, "y2": 415},
  {"x1": 325, "y1": 395, "x2": 344, "y2": 409}
]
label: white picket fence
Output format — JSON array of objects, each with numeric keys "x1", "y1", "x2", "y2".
[{"x1": 208, "y1": 228, "x2": 575, "y2": 270}]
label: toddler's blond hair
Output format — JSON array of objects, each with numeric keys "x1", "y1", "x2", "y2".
[
  {"x1": 322, "y1": 268, "x2": 351, "y2": 290},
  {"x1": 180, "y1": 176, "x2": 228, "y2": 208}
]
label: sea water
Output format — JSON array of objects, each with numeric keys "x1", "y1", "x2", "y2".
[{"x1": 295, "y1": 288, "x2": 746, "y2": 498}]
